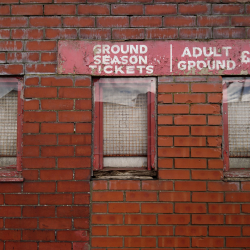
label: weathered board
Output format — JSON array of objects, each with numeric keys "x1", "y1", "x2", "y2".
[{"x1": 58, "y1": 40, "x2": 250, "y2": 76}]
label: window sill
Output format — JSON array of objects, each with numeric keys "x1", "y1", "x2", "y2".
[
  {"x1": 92, "y1": 168, "x2": 157, "y2": 180},
  {"x1": 0, "y1": 167, "x2": 23, "y2": 182},
  {"x1": 224, "y1": 169, "x2": 250, "y2": 181}
]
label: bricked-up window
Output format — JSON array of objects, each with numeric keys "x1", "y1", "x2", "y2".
[
  {"x1": 0, "y1": 78, "x2": 23, "y2": 182},
  {"x1": 223, "y1": 77, "x2": 250, "y2": 177},
  {"x1": 93, "y1": 78, "x2": 156, "y2": 179}
]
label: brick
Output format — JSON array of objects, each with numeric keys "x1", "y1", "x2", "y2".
[
  {"x1": 124, "y1": 237, "x2": 156, "y2": 248},
  {"x1": 23, "y1": 182, "x2": 56, "y2": 193},
  {"x1": 192, "y1": 83, "x2": 222, "y2": 92},
  {"x1": 5, "y1": 218, "x2": 37, "y2": 229},
  {"x1": 142, "y1": 226, "x2": 173, "y2": 236},
  {"x1": 176, "y1": 76, "x2": 207, "y2": 82},
  {"x1": 40, "y1": 194, "x2": 72, "y2": 205},
  {"x1": 145, "y1": 4, "x2": 176, "y2": 14},
  {"x1": 23, "y1": 146, "x2": 39, "y2": 157},
  {"x1": 7, "y1": 52, "x2": 39, "y2": 63},
  {"x1": 41, "y1": 146, "x2": 74, "y2": 157},
  {"x1": 158, "y1": 137, "x2": 173, "y2": 146},
  {"x1": 158, "y1": 169, "x2": 190, "y2": 179},
  {"x1": 158, "y1": 214, "x2": 190, "y2": 225},
  {"x1": 208, "y1": 182, "x2": 239, "y2": 191},
  {"x1": 39, "y1": 243, "x2": 71, "y2": 250},
  {"x1": 6, "y1": 242, "x2": 37, "y2": 250},
  {"x1": 158, "y1": 126, "x2": 189, "y2": 135},
  {"x1": 59, "y1": 111, "x2": 91, "y2": 122},
  {"x1": 164, "y1": 16, "x2": 196, "y2": 26},
  {"x1": 112, "y1": 4, "x2": 143, "y2": 15},
  {"x1": 146, "y1": 28, "x2": 178, "y2": 39},
  {"x1": 208, "y1": 159, "x2": 223, "y2": 169},
  {"x1": 175, "y1": 115, "x2": 206, "y2": 125},
  {"x1": 142, "y1": 180, "x2": 173, "y2": 190},
  {"x1": 0, "y1": 207, "x2": 21, "y2": 217},
  {"x1": 23, "y1": 230, "x2": 55, "y2": 241},
  {"x1": 92, "y1": 181, "x2": 108, "y2": 190},
  {"x1": 175, "y1": 158, "x2": 206, "y2": 169},
  {"x1": 42, "y1": 100, "x2": 74, "y2": 111},
  {"x1": 23, "y1": 206, "x2": 55, "y2": 217},
  {"x1": 243, "y1": 226, "x2": 250, "y2": 236},
  {"x1": 58, "y1": 134, "x2": 91, "y2": 145},
  {"x1": 92, "y1": 203, "x2": 107, "y2": 213},
  {"x1": 12, "y1": 5, "x2": 43, "y2": 15},
  {"x1": 59, "y1": 88, "x2": 91, "y2": 98},
  {"x1": 241, "y1": 182, "x2": 250, "y2": 191},
  {"x1": 5, "y1": 194, "x2": 38, "y2": 205},
  {"x1": 209, "y1": 204, "x2": 240, "y2": 214},
  {"x1": 198, "y1": 16, "x2": 230, "y2": 26},
  {"x1": 141, "y1": 203, "x2": 173, "y2": 213},
  {"x1": 25, "y1": 63, "x2": 57, "y2": 74},
  {"x1": 159, "y1": 237, "x2": 191, "y2": 248},
  {"x1": 75, "y1": 100, "x2": 92, "y2": 110},
  {"x1": 209, "y1": 226, "x2": 241, "y2": 236},
  {"x1": 158, "y1": 148, "x2": 189, "y2": 158},
  {"x1": 192, "y1": 192, "x2": 224, "y2": 202},
  {"x1": 158, "y1": 94, "x2": 172, "y2": 103},
  {"x1": 12, "y1": 29, "x2": 43, "y2": 39},
  {"x1": 0, "y1": 64, "x2": 23, "y2": 74},
  {"x1": 41, "y1": 52, "x2": 57, "y2": 62},
  {"x1": 179, "y1": 4, "x2": 211, "y2": 14},
  {"x1": 25, "y1": 77, "x2": 39, "y2": 86},
  {"x1": 92, "y1": 226, "x2": 107, "y2": 236},
  {"x1": 45, "y1": 28, "x2": 77, "y2": 39},
  {"x1": 207, "y1": 137, "x2": 222, "y2": 147},
  {"x1": 57, "y1": 206, "x2": 89, "y2": 217},
  {"x1": 0, "y1": 41, "x2": 23, "y2": 51},
  {"x1": 63, "y1": 17, "x2": 95, "y2": 27},
  {"x1": 41, "y1": 77, "x2": 73, "y2": 86},
  {"x1": 0, "y1": 17, "x2": 28, "y2": 28},
  {"x1": 232, "y1": 16, "x2": 250, "y2": 26},
  {"x1": 92, "y1": 192, "x2": 123, "y2": 201},
  {"x1": 57, "y1": 181, "x2": 89, "y2": 192},
  {"x1": 44, "y1": 4, "x2": 76, "y2": 15},
  {"x1": 125, "y1": 214, "x2": 156, "y2": 224},
  {"x1": 192, "y1": 170, "x2": 223, "y2": 180},
  {"x1": 109, "y1": 180, "x2": 140, "y2": 190},
  {"x1": 175, "y1": 226, "x2": 207, "y2": 236},
  {"x1": 226, "y1": 192, "x2": 250, "y2": 202},
  {"x1": 97, "y1": 17, "x2": 129, "y2": 27},
  {"x1": 112, "y1": 28, "x2": 144, "y2": 40},
  {"x1": 191, "y1": 126, "x2": 222, "y2": 136},
  {"x1": 213, "y1": 4, "x2": 244, "y2": 14},
  {"x1": 92, "y1": 237, "x2": 123, "y2": 248},
  {"x1": 158, "y1": 116, "x2": 173, "y2": 125},
  {"x1": 0, "y1": 230, "x2": 21, "y2": 240},
  {"x1": 109, "y1": 226, "x2": 140, "y2": 236},
  {"x1": 192, "y1": 237, "x2": 224, "y2": 248},
  {"x1": 24, "y1": 100, "x2": 39, "y2": 110},
  {"x1": 175, "y1": 181, "x2": 206, "y2": 191},
  {"x1": 131, "y1": 16, "x2": 162, "y2": 27},
  {"x1": 75, "y1": 145, "x2": 91, "y2": 156},
  {"x1": 74, "y1": 194, "x2": 90, "y2": 205},
  {"x1": 159, "y1": 192, "x2": 190, "y2": 202},
  {"x1": 78, "y1": 4, "x2": 110, "y2": 15},
  {"x1": 24, "y1": 87, "x2": 57, "y2": 98},
  {"x1": 0, "y1": 5, "x2": 10, "y2": 15},
  {"x1": 109, "y1": 203, "x2": 140, "y2": 213},
  {"x1": 92, "y1": 214, "x2": 123, "y2": 225},
  {"x1": 75, "y1": 169, "x2": 91, "y2": 180},
  {"x1": 158, "y1": 104, "x2": 189, "y2": 114},
  {"x1": 75, "y1": 76, "x2": 91, "y2": 86},
  {"x1": 40, "y1": 218, "x2": 71, "y2": 229},
  {"x1": 174, "y1": 137, "x2": 206, "y2": 147},
  {"x1": 30, "y1": 17, "x2": 61, "y2": 27},
  {"x1": 192, "y1": 214, "x2": 224, "y2": 224},
  {"x1": 208, "y1": 93, "x2": 222, "y2": 103},
  {"x1": 21, "y1": 0, "x2": 52, "y2": 2},
  {"x1": 191, "y1": 148, "x2": 221, "y2": 158},
  {"x1": 179, "y1": 28, "x2": 212, "y2": 39},
  {"x1": 126, "y1": 191, "x2": 157, "y2": 201},
  {"x1": 23, "y1": 135, "x2": 57, "y2": 145},
  {"x1": 58, "y1": 157, "x2": 91, "y2": 168},
  {"x1": 57, "y1": 230, "x2": 89, "y2": 241},
  {"x1": 23, "y1": 158, "x2": 55, "y2": 169},
  {"x1": 175, "y1": 203, "x2": 206, "y2": 213},
  {"x1": 159, "y1": 83, "x2": 189, "y2": 92},
  {"x1": 226, "y1": 215, "x2": 250, "y2": 225},
  {"x1": 214, "y1": 27, "x2": 245, "y2": 38},
  {"x1": 226, "y1": 238, "x2": 250, "y2": 247},
  {"x1": 80, "y1": 28, "x2": 111, "y2": 40},
  {"x1": 0, "y1": 29, "x2": 10, "y2": 39},
  {"x1": 21, "y1": 169, "x2": 38, "y2": 180}
]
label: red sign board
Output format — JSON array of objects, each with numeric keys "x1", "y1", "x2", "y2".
[{"x1": 58, "y1": 40, "x2": 250, "y2": 76}]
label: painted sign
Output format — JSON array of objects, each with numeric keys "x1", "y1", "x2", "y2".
[{"x1": 58, "y1": 40, "x2": 250, "y2": 76}]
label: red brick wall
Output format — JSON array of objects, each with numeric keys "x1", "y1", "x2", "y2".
[{"x1": 0, "y1": 1, "x2": 250, "y2": 250}]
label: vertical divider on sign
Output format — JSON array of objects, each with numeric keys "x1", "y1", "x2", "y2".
[
  {"x1": 150, "y1": 83, "x2": 156, "y2": 170},
  {"x1": 99, "y1": 85, "x2": 103, "y2": 170},
  {"x1": 94, "y1": 80, "x2": 100, "y2": 170},
  {"x1": 222, "y1": 81, "x2": 229, "y2": 171},
  {"x1": 147, "y1": 90, "x2": 152, "y2": 170},
  {"x1": 17, "y1": 79, "x2": 23, "y2": 172}
]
